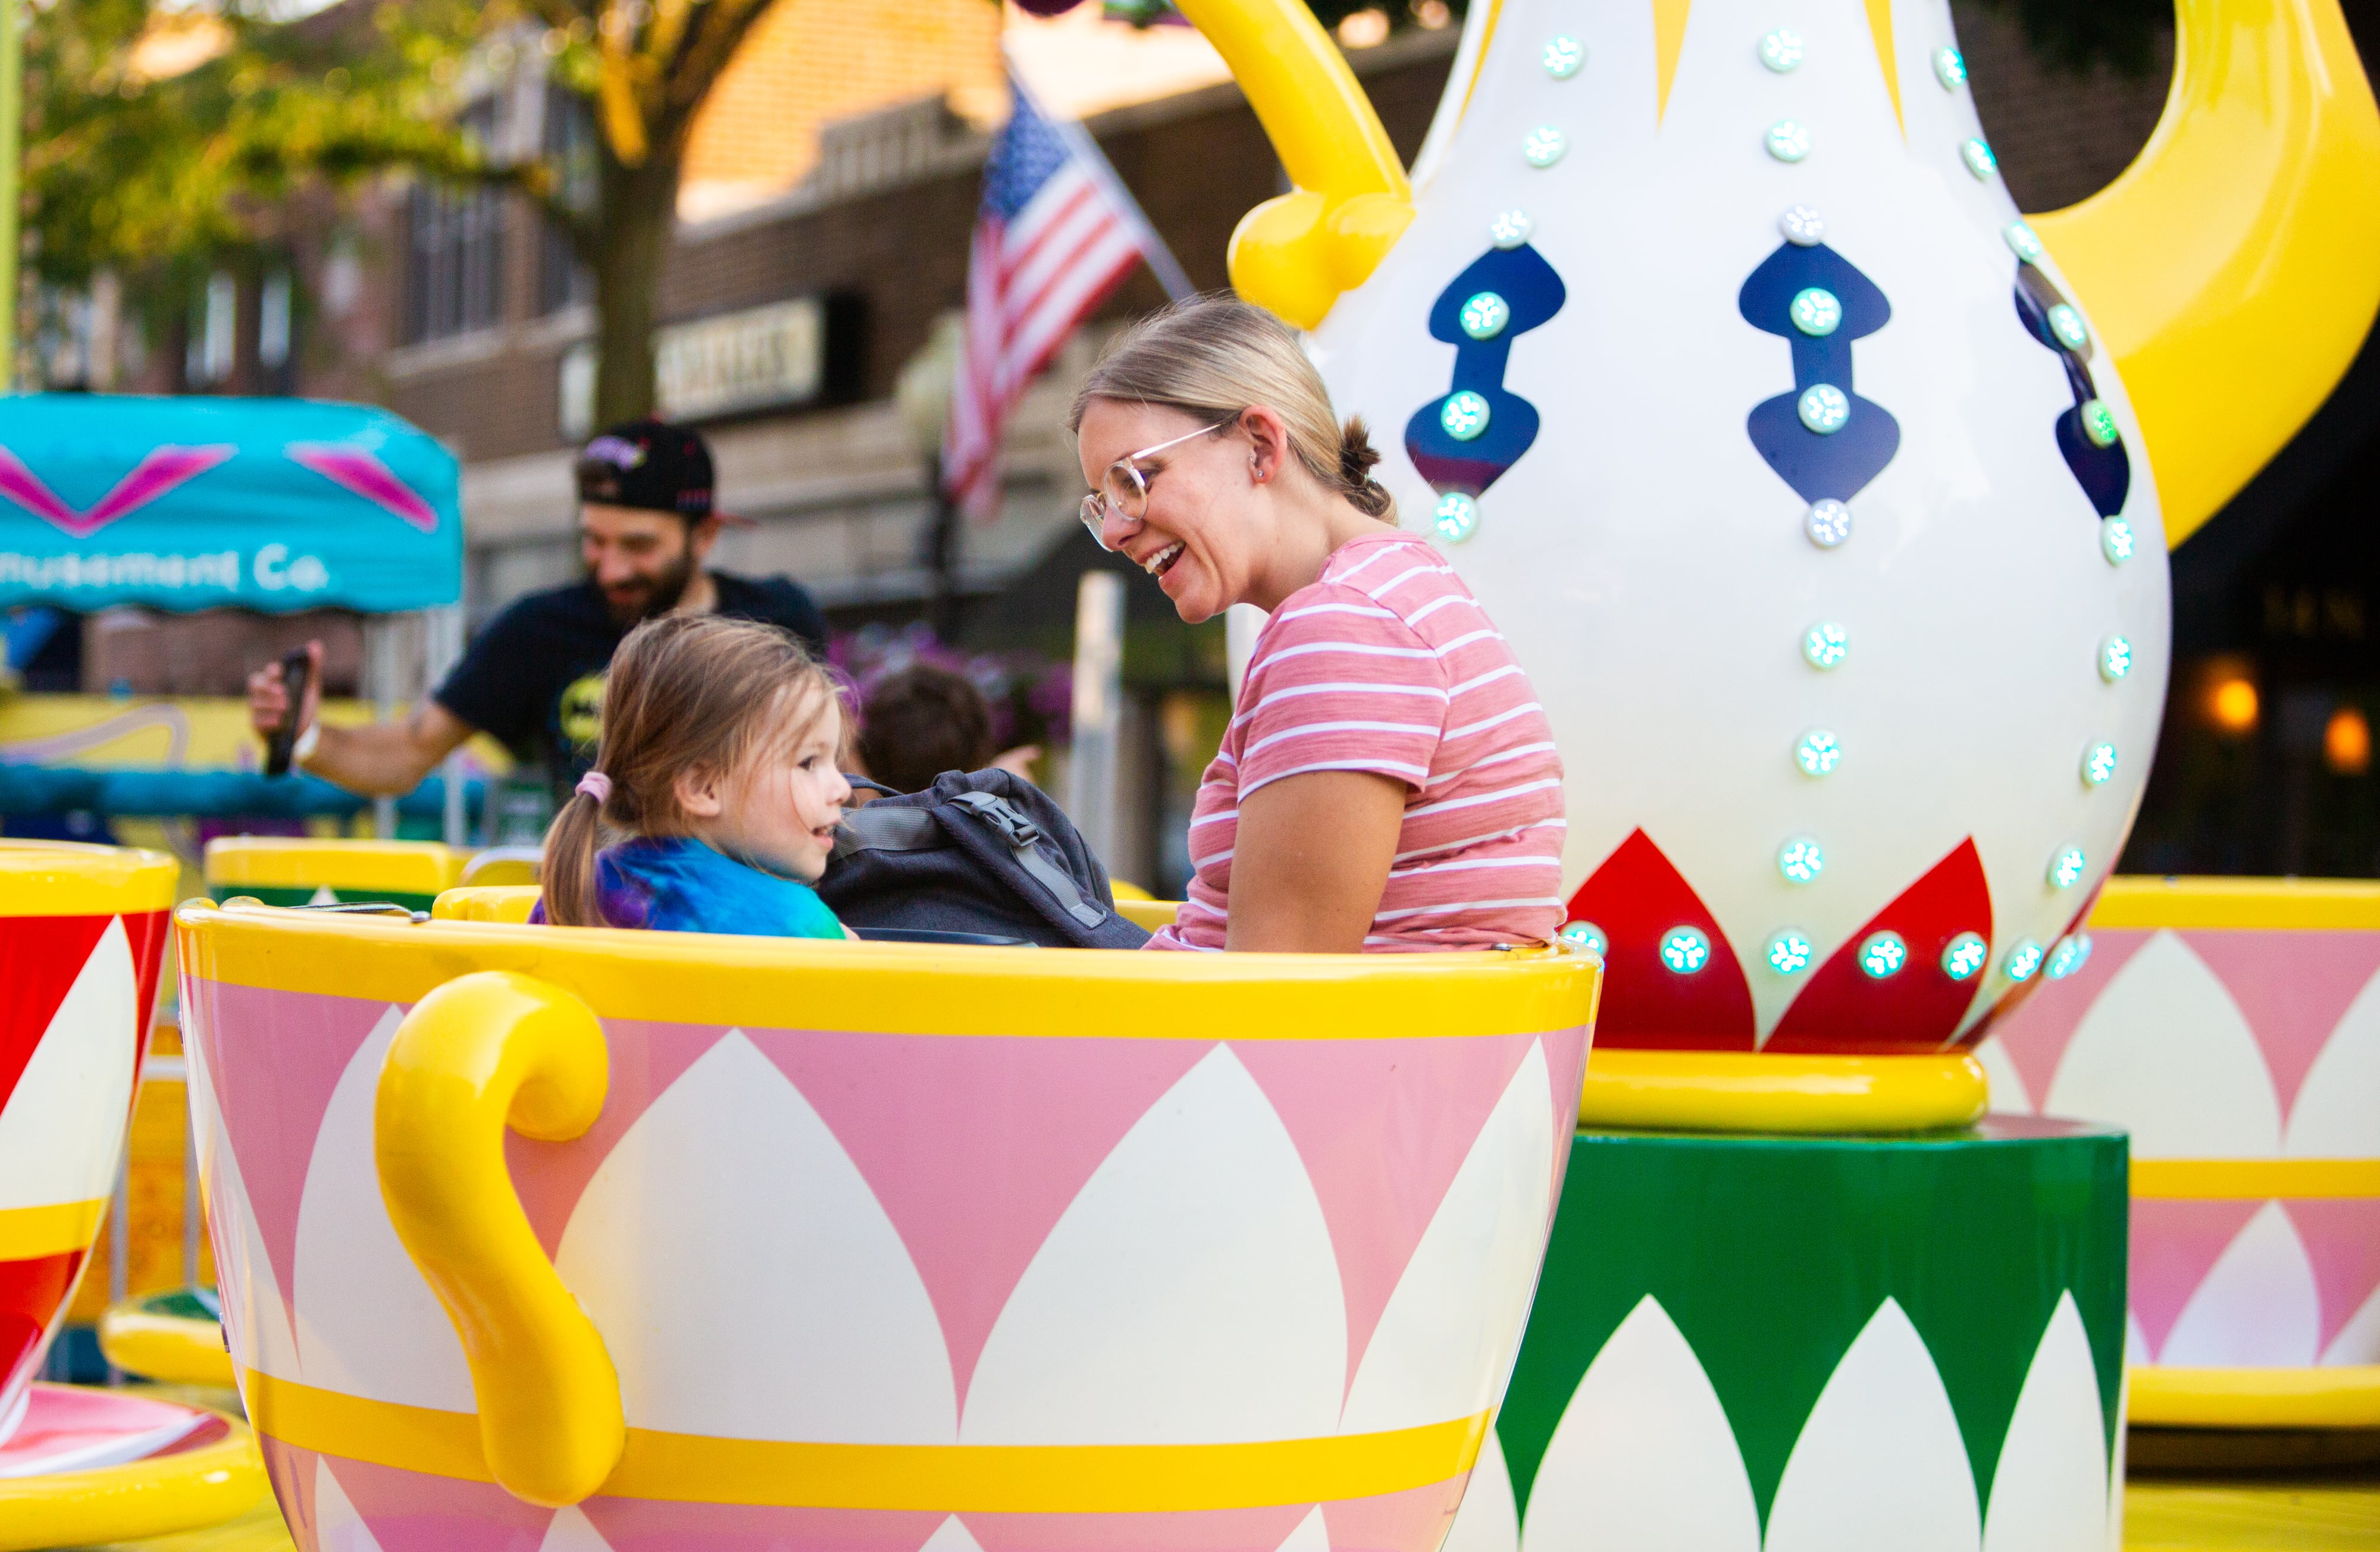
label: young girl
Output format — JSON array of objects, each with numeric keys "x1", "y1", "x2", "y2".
[{"x1": 541, "y1": 614, "x2": 852, "y2": 938}]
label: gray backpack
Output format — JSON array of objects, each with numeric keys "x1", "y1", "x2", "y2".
[{"x1": 818, "y1": 769, "x2": 1151, "y2": 949}]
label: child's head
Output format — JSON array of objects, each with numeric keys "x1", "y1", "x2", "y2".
[
  {"x1": 543, "y1": 615, "x2": 851, "y2": 926},
  {"x1": 857, "y1": 664, "x2": 995, "y2": 794}
]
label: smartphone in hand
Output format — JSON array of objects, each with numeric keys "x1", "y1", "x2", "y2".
[{"x1": 265, "y1": 648, "x2": 312, "y2": 777}]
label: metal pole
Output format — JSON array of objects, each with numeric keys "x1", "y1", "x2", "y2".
[
  {"x1": 1067, "y1": 570, "x2": 1124, "y2": 863},
  {"x1": 0, "y1": 0, "x2": 21, "y2": 388}
]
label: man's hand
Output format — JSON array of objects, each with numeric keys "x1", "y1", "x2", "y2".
[
  {"x1": 245, "y1": 639, "x2": 477, "y2": 797},
  {"x1": 248, "y1": 640, "x2": 324, "y2": 750}
]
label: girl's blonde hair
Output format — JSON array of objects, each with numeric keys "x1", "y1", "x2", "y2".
[
  {"x1": 1069, "y1": 297, "x2": 1394, "y2": 519},
  {"x1": 541, "y1": 614, "x2": 840, "y2": 927}
]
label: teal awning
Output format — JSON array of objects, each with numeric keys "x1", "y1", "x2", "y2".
[{"x1": 0, "y1": 394, "x2": 462, "y2": 614}]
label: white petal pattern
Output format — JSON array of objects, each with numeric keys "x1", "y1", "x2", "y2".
[
  {"x1": 1440, "y1": 1426, "x2": 1520, "y2": 1552},
  {"x1": 963, "y1": 1044, "x2": 1344, "y2": 1444},
  {"x1": 554, "y1": 1031, "x2": 958, "y2": 1443},
  {"x1": 1762, "y1": 1299, "x2": 1980, "y2": 1552},
  {"x1": 292, "y1": 1007, "x2": 475, "y2": 1411},
  {"x1": 1518, "y1": 1295, "x2": 1761, "y2": 1552},
  {"x1": 1343, "y1": 1042, "x2": 1556, "y2": 1434},
  {"x1": 1982, "y1": 1294, "x2": 2109, "y2": 1552},
  {"x1": 2045, "y1": 932, "x2": 2279, "y2": 1157},
  {"x1": 2159, "y1": 1200, "x2": 2320, "y2": 1367},
  {"x1": 2285, "y1": 966, "x2": 2380, "y2": 1156},
  {"x1": 0, "y1": 915, "x2": 135, "y2": 1208}
]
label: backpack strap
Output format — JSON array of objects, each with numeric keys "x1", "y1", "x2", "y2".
[
  {"x1": 949, "y1": 791, "x2": 1109, "y2": 930},
  {"x1": 832, "y1": 804, "x2": 944, "y2": 857}
]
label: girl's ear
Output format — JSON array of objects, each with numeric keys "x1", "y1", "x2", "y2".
[{"x1": 674, "y1": 764, "x2": 725, "y2": 819}]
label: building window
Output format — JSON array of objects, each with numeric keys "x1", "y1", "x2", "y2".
[
  {"x1": 187, "y1": 271, "x2": 236, "y2": 387},
  {"x1": 405, "y1": 99, "x2": 508, "y2": 344},
  {"x1": 538, "y1": 86, "x2": 597, "y2": 316}
]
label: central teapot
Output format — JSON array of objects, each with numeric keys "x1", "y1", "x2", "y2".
[{"x1": 1158, "y1": 0, "x2": 2380, "y2": 1052}]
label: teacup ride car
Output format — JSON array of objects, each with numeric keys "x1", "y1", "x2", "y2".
[
  {"x1": 177, "y1": 894, "x2": 1599, "y2": 1550},
  {"x1": 1977, "y1": 878, "x2": 2380, "y2": 1465},
  {"x1": 206, "y1": 836, "x2": 468, "y2": 914},
  {"x1": 0, "y1": 841, "x2": 265, "y2": 1551}
]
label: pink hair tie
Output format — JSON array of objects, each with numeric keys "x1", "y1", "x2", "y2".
[{"x1": 576, "y1": 770, "x2": 612, "y2": 804}]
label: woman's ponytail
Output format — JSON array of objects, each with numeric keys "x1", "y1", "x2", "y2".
[
  {"x1": 1338, "y1": 417, "x2": 1393, "y2": 518},
  {"x1": 540, "y1": 777, "x2": 610, "y2": 927}
]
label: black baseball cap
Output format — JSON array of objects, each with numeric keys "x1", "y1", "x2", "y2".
[{"x1": 575, "y1": 419, "x2": 746, "y2": 523}]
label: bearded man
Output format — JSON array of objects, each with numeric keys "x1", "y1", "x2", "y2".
[{"x1": 247, "y1": 419, "x2": 827, "y2": 813}]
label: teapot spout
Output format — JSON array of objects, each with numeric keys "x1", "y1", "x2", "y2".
[
  {"x1": 2031, "y1": 0, "x2": 2380, "y2": 548},
  {"x1": 1172, "y1": 0, "x2": 1416, "y2": 327}
]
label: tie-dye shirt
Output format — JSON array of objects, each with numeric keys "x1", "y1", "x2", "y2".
[
  {"x1": 1149, "y1": 532, "x2": 1565, "y2": 952},
  {"x1": 590, "y1": 835, "x2": 844, "y2": 939}
]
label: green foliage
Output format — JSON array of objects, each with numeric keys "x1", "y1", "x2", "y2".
[{"x1": 20, "y1": 0, "x2": 557, "y2": 344}]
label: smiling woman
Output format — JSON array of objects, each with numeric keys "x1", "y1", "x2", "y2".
[{"x1": 1070, "y1": 300, "x2": 1566, "y2": 953}]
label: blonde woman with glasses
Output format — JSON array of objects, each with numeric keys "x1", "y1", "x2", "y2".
[{"x1": 1073, "y1": 298, "x2": 1565, "y2": 954}]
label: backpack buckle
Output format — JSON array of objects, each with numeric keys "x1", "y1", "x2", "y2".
[{"x1": 953, "y1": 791, "x2": 1042, "y2": 848}]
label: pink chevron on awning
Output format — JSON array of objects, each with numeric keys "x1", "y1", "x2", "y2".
[
  {"x1": 0, "y1": 444, "x2": 236, "y2": 538},
  {"x1": 285, "y1": 444, "x2": 440, "y2": 532}
]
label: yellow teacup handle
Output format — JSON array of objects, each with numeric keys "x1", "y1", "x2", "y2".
[{"x1": 375, "y1": 970, "x2": 624, "y2": 1507}]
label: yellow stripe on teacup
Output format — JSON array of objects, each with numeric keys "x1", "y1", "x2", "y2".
[
  {"x1": 2130, "y1": 1364, "x2": 2380, "y2": 1428},
  {"x1": 0, "y1": 842, "x2": 177, "y2": 917},
  {"x1": 0, "y1": 1199, "x2": 107, "y2": 1260},
  {"x1": 177, "y1": 902, "x2": 1601, "y2": 1044},
  {"x1": 203, "y1": 839, "x2": 464, "y2": 896},
  {"x1": 241, "y1": 1371, "x2": 1489, "y2": 1512},
  {"x1": 2091, "y1": 876, "x2": 2380, "y2": 931},
  {"x1": 2131, "y1": 1158, "x2": 2380, "y2": 1199}
]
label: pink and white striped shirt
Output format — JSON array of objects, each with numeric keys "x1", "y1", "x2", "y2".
[{"x1": 1149, "y1": 532, "x2": 1565, "y2": 953}]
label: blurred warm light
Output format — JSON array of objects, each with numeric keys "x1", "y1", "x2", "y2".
[
  {"x1": 1338, "y1": 8, "x2": 1391, "y2": 46},
  {"x1": 2326, "y1": 707, "x2": 2370, "y2": 775},
  {"x1": 2210, "y1": 678, "x2": 2259, "y2": 733},
  {"x1": 1413, "y1": 0, "x2": 1453, "y2": 27}
]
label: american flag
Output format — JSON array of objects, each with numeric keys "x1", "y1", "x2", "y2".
[{"x1": 945, "y1": 72, "x2": 1191, "y2": 522}]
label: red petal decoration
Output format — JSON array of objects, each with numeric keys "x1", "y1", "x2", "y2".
[
  {"x1": 1563, "y1": 830, "x2": 1755, "y2": 1050},
  {"x1": 1768, "y1": 838, "x2": 1993, "y2": 1054},
  {"x1": 0, "y1": 915, "x2": 117, "y2": 1122}
]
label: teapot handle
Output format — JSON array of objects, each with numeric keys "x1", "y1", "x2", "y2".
[
  {"x1": 2029, "y1": 0, "x2": 2380, "y2": 548},
  {"x1": 1171, "y1": 0, "x2": 1417, "y2": 327},
  {"x1": 375, "y1": 970, "x2": 624, "y2": 1507}
]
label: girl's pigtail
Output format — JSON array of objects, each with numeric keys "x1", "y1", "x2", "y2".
[{"x1": 540, "y1": 774, "x2": 610, "y2": 926}]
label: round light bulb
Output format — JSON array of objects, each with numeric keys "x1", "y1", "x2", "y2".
[
  {"x1": 1790, "y1": 287, "x2": 1843, "y2": 336},
  {"x1": 2100, "y1": 515, "x2": 2135, "y2": 565},
  {"x1": 1798, "y1": 384, "x2": 1851, "y2": 433},
  {"x1": 1441, "y1": 391, "x2": 1492, "y2": 441},
  {"x1": 1460, "y1": 291, "x2": 1512, "y2": 340},
  {"x1": 2048, "y1": 846, "x2": 2087, "y2": 889},
  {"x1": 1490, "y1": 209, "x2": 1535, "y2": 249},
  {"x1": 1941, "y1": 932, "x2": 1988, "y2": 981},
  {"x1": 2046, "y1": 934, "x2": 2094, "y2": 980},
  {"x1": 1859, "y1": 932, "x2": 1908, "y2": 979},
  {"x1": 1805, "y1": 499, "x2": 1852, "y2": 547},
  {"x1": 2047, "y1": 304, "x2": 2090, "y2": 351},
  {"x1": 1434, "y1": 492, "x2": 1478, "y2": 544},
  {"x1": 2081, "y1": 398, "x2": 2121, "y2": 448},
  {"x1": 2003, "y1": 221, "x2": 2044, "y2": 262},
  {"x1": 1524, "y1": 126, "x2": 1568, "y2": 167},
  {"x1": 1796, "y1": 729, "x2": 1842, "y2": 777},
  {"x1": 1767, "y1": 929, "x2": 1815, "y2": 975},
  {"x1": 2081, "y1": 742, "x2": 2118, "y2": 788},
  {"x1": 1961, "y1": 138, "x2": 1998, "y2": 178},
  {"x1": 1661, "y1": 926, "x2": 1712, "y2": 973},
  {"x1": 1780, "y1": 205, "x2": 1825, "y2": 245},
  {"x1": 1778, "y1": 836, "x2": 1825, "y2": 884},
  {"x1": 1767, "y1": 120, "x2": 1813, "y2": 162},
  {"x1": 1543, "y1": 35, "x2": 1584, "y2": 77},
  {"x1": 2003, "y1": 939, "x2": 2045, "y2": 982},
  {"x1": 1558, "y1": 919, "x2": 1606, "y2": 956},
  {"x1": 2099, "y1": 636, "x2": 2132, "y2": 682},
  {"x1": 1933, "y1": 46, "x2": 1967, "y2": 87},
  {"x1": 1803, "y1": 619, "x2": 1849, "y2": 670},
  {"x1": 1760, "y1": 28, "x2": 1805, "y2": 71}
]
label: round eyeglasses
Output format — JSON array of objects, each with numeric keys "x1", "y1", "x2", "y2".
[{"x1": 1078, "y1": 417, "x2": 1235, "y2": 550}]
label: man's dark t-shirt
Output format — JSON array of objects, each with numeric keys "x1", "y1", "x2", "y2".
[{"x1": 434, "y1": 573, "x2": 828, "y2": 803}]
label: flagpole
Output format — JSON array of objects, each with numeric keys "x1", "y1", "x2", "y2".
[{"x1": 0, "y1": 0, "x2": 19, "y2": 390}]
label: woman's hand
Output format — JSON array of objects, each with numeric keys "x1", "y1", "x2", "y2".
[{"x1": 1225, "y1": 770, "x2": 1406, "y2": 953}]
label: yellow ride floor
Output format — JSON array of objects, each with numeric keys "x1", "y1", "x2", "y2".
[{"x1": 48, "y1": 1480, "x2": 2377, "y2": 1551}]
